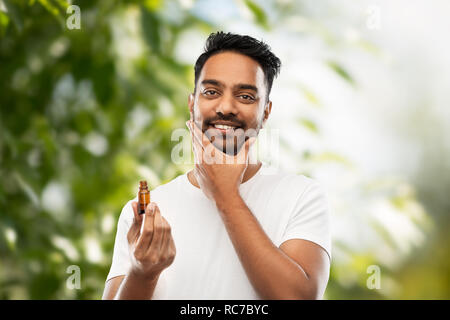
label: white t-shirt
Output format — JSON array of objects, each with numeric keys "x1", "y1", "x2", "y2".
[{"x1": 106, "y1": 163, "x2": 332, "y2": 299}]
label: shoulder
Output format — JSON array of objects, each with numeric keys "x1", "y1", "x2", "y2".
[
  {"x1": 258, "y1": 166, "x2": 318, "y2": 197},
  {"x1": 260, "y1": 169, "x2": 330, "y2": 215},
  {"x1": 288, "y1": 175, "x2": 329, "y2": 207},
  {"x1": 151, "y1": 173, "x2": 186, "y2": 195}
]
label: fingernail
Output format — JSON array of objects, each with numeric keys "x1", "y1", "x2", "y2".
[{"x1": 146, "y1": 203, "x2": 154, "y2": 214}]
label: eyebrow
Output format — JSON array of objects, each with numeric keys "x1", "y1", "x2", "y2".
[{"x1": 201, "y1": 79, "x2": 258, "y2": 93}]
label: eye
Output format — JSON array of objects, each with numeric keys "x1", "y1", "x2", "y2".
[
  {"x1": 204, "y1": 90, "x2": 218, "y2": 96},
  {"x1": 239, "y1": 94, "x2": 255, "y2": 101}
]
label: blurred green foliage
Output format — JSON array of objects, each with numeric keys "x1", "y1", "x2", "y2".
[
  {"x1": 0, "y1": 0, "x2": 206, "y2": 299},
  {"x1": 0, "y1": 0, "x2": 448, "y2": 299}
]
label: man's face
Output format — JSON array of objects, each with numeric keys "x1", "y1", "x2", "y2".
[{"x1": 189, "y1": 51, "x2": 272, "y2": 155}]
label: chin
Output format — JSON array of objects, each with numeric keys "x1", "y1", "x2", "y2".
[{"x1": 211, "y1": 139, "x2": 245, "y2": 156}]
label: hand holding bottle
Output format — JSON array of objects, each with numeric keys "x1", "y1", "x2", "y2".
[{"x1": 126, "y1": 201, "x2": 176, "y2": 281}]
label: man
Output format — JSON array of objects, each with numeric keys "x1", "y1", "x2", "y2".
[{"x1": 102, "y1": 31, "x2": 331, "y2": 300}]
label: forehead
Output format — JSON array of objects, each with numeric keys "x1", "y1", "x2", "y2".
[{"x1": 199, "y1": 51, "x2": 265, "y2": 89}]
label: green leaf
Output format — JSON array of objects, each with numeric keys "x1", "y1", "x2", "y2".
[
  {"x1": 141, "y1": 5, "x2": 161, "y2": 54},
  {"x1": 244, "y1": 0, "x2": 269, "y2": 30},
  {"x1": 300, "y1": 86, "x2": 320, "y2": 106},
  {"x1": 13, "y1": 171, "x2": 40, "y2": 207},
  {"x1": 308, "y1": 151, "x2": 354, "y2": 167},
  {"x1": 144, "y1": 0, "x2": 161, "y2": 11},
  {"x1": 298, "y1": 117, "x2": 319, "y2": 134},
  {"x1": 3, "y1": 0, "x2": 23, "y2": 32},
  {"x1": 0, "y1": 11, "x2": 10, "y2": 37},
  {"x1": 36, "y1": 0, "x2": 63, "y2": 17},
  {"x1": 356, "y1": 39, "x2": 381, "y2": 56},
  {"x1": 326, "y1": 60, "x2": 355, "y2": 86}
]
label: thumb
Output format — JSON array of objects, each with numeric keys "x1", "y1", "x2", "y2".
[
  {"x1": 129, "y1": 201, "x2": 143, "y2": 239},
  {"x1": 236, "y1": 137, "x2": 256, "y2": 164},
  {"x1": 247, "y1": 136, "x2": 257, "y2": 148},
  {"x1": 132, "y1": 201, "x2": 144, "y2": 224},
  {"x1": 242, "y1": 137, "x2": 257, "y2": 154}
]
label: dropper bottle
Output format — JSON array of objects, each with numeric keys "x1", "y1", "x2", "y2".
[{"x1": 138, "y1": 180, "x2": 150, "y2": 214}]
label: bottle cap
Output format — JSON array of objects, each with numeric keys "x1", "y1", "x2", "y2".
[{"x1": 139, "y1": 180, "x2": 148, "y2": 187}]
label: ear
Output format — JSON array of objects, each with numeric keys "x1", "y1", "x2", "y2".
[
  {"x1": 188, "y1": 93, "x2": 194, "y2": 121},
  {"x1": 261, "y1": 100, "x2": 272, "y2": 127}
]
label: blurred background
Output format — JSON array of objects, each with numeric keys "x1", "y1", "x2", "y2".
[{"x1": 0, "y1": 0, "x2": 449, "y2": 299}]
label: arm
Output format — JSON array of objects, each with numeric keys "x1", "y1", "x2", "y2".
[
  {"x1": 102, "y1": 276, "x2": 124, "y2": 300},
  {"x1": 114, "y1": 272, "x2": 160, "y2": 300},
  {"x1": 216, "y1": 193, "x2": 330, "y2": 300},
  {"x1": 187, "y1": 120, "x2": 330, "y2": 299},
  {"x1": 102, "y1": 272, "x2": 160, "y2": 300}
]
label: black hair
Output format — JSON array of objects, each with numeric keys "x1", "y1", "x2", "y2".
[{"x1": 194, "y1": 31, "x2": 281, "y2": 101}]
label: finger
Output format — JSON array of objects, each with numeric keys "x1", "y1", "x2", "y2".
[
  {"x1": 168, "y1": 235, "x2": 176, "y2": 260},
  {"x1": 132, "y1": 201, "x2": 144, "y2": 225},
  {"x1": 135, "y1": 202, "x2": 156, "y2": 253},
  {"x1": 194, "y1": 121, "x2": 213, "y2": 148},
  {"x1": 236, "y1": 136, "x2": 256, "y2": 164},
  {"x1": 147, "y1": 204, "x2": 165, "y2": 254},
  {"x1": 239, "y1": 136, "x2": 256, "y2": 157},
  {"x1": 191, "y1": 120, "x2": 217, "y2": 155},
  {"x1": 204, "y1": 137, "x2": 217, "y2": 163},
  {"x1": 159, "y1": 218, "x2": 172, "y2": 258},
  {"x1": 186, "y1": 121, "x2": 196, "y2": 164},
  {"x1": 187, "y1": 121, "x2": 201, "y2": 161},
  {"x1": 127, "y1": 201, "x2": 143, "y2": 243},
  {"x1": 191, "y1": 129, "x2": 205, "y2": 164},
  {"x1": 190, "y1": 121, "x2": 219, "y2": 164},
  {"x1": 246, "y1": 136, "x2": 258, "y2": 164},
  {"x1": 190, "y1": 121, "x2": 205, "y2": 151},
  {"x1": 160, "y1": 217, "x2": 176, "y2": 261}
]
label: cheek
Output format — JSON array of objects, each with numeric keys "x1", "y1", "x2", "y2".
[
  {"x1": 243, "y1": 107, "x2": 263, "y2": 127},
  {"x1": 195, "y1": 98, "x2": 215, "y2": 120}
]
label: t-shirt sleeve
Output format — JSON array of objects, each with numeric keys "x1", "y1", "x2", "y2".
[
  {"x1": 279, "y1": 179, "x2": 332, "y2": 260},
  {"x1": 105, "y1": 200, "x2": 134, "y2": 282}
]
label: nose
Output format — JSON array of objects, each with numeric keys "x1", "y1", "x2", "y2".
[{"x1": 216, "y1": 92, "x2": 238, "y2": 116}]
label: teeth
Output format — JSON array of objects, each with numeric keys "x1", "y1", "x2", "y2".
[{"x1": 214, "y1": 124, "x2": 236, "y2": 130}]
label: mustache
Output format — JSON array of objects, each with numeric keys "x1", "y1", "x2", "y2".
[{"x1": 202, "y1": 115, "x2": 245, "y2": 128}]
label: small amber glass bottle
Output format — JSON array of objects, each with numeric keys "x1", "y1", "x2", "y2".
[{"x1": 138, "y1": 180, "x2": 150, "y2": 214}]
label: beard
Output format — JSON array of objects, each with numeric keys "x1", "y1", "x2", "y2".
[
  {"x1": 192, "y1": 110, "x2": 261, "y2": 156},
  {"x1": 205, "y1": 127, "x2": 247, "y2": 156}
]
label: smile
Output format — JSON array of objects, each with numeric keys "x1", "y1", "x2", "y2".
[
  {"x1": 208, "y1": 121, "x2": 243, "y2": 132},
  {"x1": 213, "y1": 124, "x2": 238, "y2": 130},
  {"x1": 208, "y1": 124, "x2": 242, "y2": 136}
]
